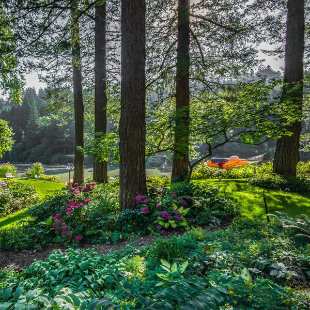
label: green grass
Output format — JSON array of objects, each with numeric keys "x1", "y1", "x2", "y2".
[
  {"x1": 0, "y1": 178, "x2": 65, "y2": 230},
  {"x1": 196, "y1": 179, "x2": 310, "y2": 218},
  {"x1": 16, "y1": 179, "x2": 65, "y2": 198}
]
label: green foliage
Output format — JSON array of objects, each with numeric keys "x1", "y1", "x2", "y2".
[
  {"x1": 156, "y1": 259, "x2": 188, "y2": 286},
  {"x1": 148, "y1": 237, "x2": 185, "y2": 262},
  {"x1": 0, "y1": 119, "x2": 14, "y2": 159},
  {"x1": 0, "y1": 180, "x2": 39, "y2": 217},
  {"x1": 1, "y1": 216, "x2": 309, "y2": 309},
  {"x1": 28, "y1": 191, "x2": 73, "y2": 222},
  {"x1": 192, "y1": 162, "x2": 271, "y2": 180},
  {"x1": 249, "y1": 173, "x2": 310, "y2": 194},
  {"x1": 114, "y1": 209, "x2": 151, "y2": 234},
  {"x1": 0, "y1": 163, "x2": 17, "y2": 178},
  {"x1": 270, "y1": 212, "x2": 310, "y2": 241},
  {"x1": 23, "y1": 162, "x2": 45, "y2": 179}
]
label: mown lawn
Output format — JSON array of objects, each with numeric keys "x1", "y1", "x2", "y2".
[{"x1": 196, "y1": 179, "x2": 310, "y2": 218}]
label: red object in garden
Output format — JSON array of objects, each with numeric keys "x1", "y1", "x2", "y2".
[{"x1": 205, "y1": 155, "x2": 248, "y2": 169}]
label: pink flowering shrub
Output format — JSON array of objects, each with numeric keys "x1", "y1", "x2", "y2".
[
  {"x1": 136, "y1": 185, "x2": 190, "y2": 235},
  {"x1": 50, "y1": 183, "x2": 95, "y2": 243}
]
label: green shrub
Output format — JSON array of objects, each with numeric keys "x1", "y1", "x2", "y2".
[
  {"x1": 249, "y1": 173, "x2": 310, "y2": 193},
  {"x1": 148, "y1": 237, "x2": 185, "y2": 261},
  {"x1": 0, "y1": 163, "x2": 17, "y2": 178},
  {"x1": 24, "y1": 162, "x2": 45, "y2": 179},
  {"x1": 0, "y1": 180, "x2": 39, "y2": 217},
  {"x1": 28, "y1": 190, "x2": 72, "y2": 222},
  {"x1": 114, "y1": 209, "x2": 152, "y2": 234}
]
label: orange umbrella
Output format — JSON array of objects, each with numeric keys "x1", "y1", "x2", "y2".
[{"x1": 206, "y1": 156, "x2": 248, "y2": 169}]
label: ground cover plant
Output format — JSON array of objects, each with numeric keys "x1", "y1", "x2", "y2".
[{"x1": 0, "y1": 216, "x2": 309, "y2": 309}]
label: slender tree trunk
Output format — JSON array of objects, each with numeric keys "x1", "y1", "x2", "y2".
[
  {"x1": 273, "y1": 0, "x2": 304, "y2": 177},
  {"x1": 71, "y1": 1, "x2": 84, "y2": 184},
  {"x1": 93, "y1": 3, "x2": 108, "y2": 183},
  {"x1": 172, "y1": 0, "x2": 190, "y2": 183},
  {"x1": 119, "y1": 0, "x2": 146, "y2": 210}
]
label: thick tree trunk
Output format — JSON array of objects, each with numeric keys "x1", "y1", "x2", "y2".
[
  {"x1": 119, "y1": 0, "x2": 146, "y2": 209},
  {"x1": 71, "y1": 1, "x2": 84, "y2": 184},
  {"x1": 93, "y1": 3, "x2": 108, "y2": 183},
  {"x1": 172, "y1": 0, "x2": 190, "y2": 183},
  {"x1": 273, "y1": 0, "x2": 304, "y2": 177}
]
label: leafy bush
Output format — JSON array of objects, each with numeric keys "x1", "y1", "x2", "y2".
[
  {"x1": 192, "y1": 162, "x2": 272, "y2": 180},
  {"x1": 28, "y1": 191, "x2": 73, "y2": 222},
  {"x1": 249, "y1": 173, "x2": 310, "y2": 193},
  {"x1": 0, "y1": 163, "x2": 17, "y2": 178},
  {"x1": 23, "y1": 162, "x2": 45, "y2": 179},
  {"x1": 0, "y1": 180, "x2": 39, "y2": 217},
  {"x1": 114, "y1": 209, "x2": 152, "y2": 234}
]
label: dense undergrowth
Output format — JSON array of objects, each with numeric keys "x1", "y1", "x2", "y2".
[
  {"x1": 0, "y1": 217, "x2": 309, "y2": 309},
  {"x1": 0, "y1": 180, "x2": 239, "y2": 250}
]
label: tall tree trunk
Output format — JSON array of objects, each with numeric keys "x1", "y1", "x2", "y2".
[
  {"x1": 93, "y1": 3, "x2": 108, "y2": 183},
  {"x1": 71, "y1": 1, "x2": 84, "y2": 184},
  {"x1": 273, "y1": 0, "x2": 304, "y2": 177},
  {"x1": 119, "y1": 0, "x2": 146, "y2": 210},
  {"x1": 172, "y1": 0, "x2": 190, "y2": 183}
]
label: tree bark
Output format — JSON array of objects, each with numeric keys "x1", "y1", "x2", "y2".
[
  {"x1": 119, "y1": 0, "x2": 146, "y2": 209},
  {"x1": 273, "y1": 0, "x2": 304, "y2": 177},
  {"x1": 71, "y1": 1, "x2": 84, "y2": 184},
  {"x1": 172, "y1": 0, "x2": 190, "y2": 183},
  {"x1": 93, "y1": 3, "x2": 108, "y2": 183}
]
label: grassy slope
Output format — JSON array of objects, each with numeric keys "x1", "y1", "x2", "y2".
[
  {"x1": 196, "y1": 179, "x2": 310, "y2": 218},
  {"x1": 0, "y1": 179, "x2": 65, "y2": 230}
]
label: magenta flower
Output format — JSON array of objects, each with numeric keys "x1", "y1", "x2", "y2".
[
  {"x1": 156, "y1": 203, "x2": 161, "y2": 207},
  {"x1": 84, "y1": 199, "x2": 91, "y2": 203},
  {"x1": 81, "y1": 188, "x2": 87, "y2": 192},
  {"x1": 136, "y1": 194, "x2": 146, "y2": 204},
  {"x1": 174, "y1": 209, "x2": 180, "y2": 214},
  {"x1": 61, "y1": 231, "x2": 66, "y2": 236},
  {"x1": 67, "y1": 232, "x2": 72, "y2": 237},
  {"x1": 56, "y1": 213, "x2": 61, "y2": 218},
  {"x1": 73, "y1": 183, "x2": 78, "y2": 187},
  {"x1": 66, "y1": 208, "x2": 72, "y2": 214},
  {"x1": 144, "y1": 199, "x2": 149, "y2": 204},
  {"x1": 156, "y1": 225, "x2": 162, "y2": 230},
  {"x1": 74, "y1": 190, "x2": 80, "y2": 195},
  {"x1": 76, "y1": 235, "x2": 82, "y2": 242},
  {"x1": 171, "y1": 194, "x2": 176, "y2": 198},
  {"x1": 62, "y1": 225, "x2": 68, "y2": 230},
  {"x1": 141, "y1": 207, "x2": 149, "y2": 214},
  {"x1": 81, "y1": 215, "x2": 85, "y2": 218},
  {"x1": 182, "y1": 200, "x2": 187, "y2": 206},
  {"x1": 51, "y1": 216, "x2": 56, "y2": 220},
  {"x1": 54, "y1": 226, "x2": 60, "y2": 230},
  {"x1": 175, "y1": 216, "x2": 183, "y2": 221},
  {"x1": 57, "y1": 219, "x2": 62, "y2": 224}
]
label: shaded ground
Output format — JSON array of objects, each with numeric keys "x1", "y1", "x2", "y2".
[{"x1": 0, "y1": 232, "x2": 180, "y2": 271}]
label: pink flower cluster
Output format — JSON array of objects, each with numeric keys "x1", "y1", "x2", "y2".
[{"x1": 50, "y1": 182, "x2": 95, "y2": 243}]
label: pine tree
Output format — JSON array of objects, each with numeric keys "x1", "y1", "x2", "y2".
[
  {"x1": 119, "y1": 0, "x2": 146, "y2": 209},
  {"x1": 93, "y1": 1, "x2": 108, "y2": 183},
  {"x1": 273, "y1": 0, "x2": 305, "y2": 177}
]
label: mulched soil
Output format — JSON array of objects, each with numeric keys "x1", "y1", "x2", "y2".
[
  {"x1": 0, "y1": 220, "x2": 231, "y2": 272},
  {"x1": 0, "y1": 230, "x2": 183, "y2": 271}
]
